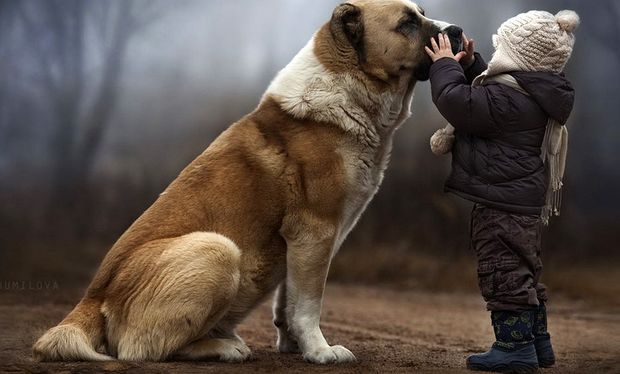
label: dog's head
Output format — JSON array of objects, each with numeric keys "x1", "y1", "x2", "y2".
[{"x1": 322, "y1": 0, "x2": 462, "y2": 85}]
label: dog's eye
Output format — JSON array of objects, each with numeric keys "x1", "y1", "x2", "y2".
[{"x1": 397, "y1": 16, "x2": 419, "y2": 36}]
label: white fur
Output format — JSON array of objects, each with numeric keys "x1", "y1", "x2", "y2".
[
  {"x1": 430, "y1": 124, "x2": 455, "y2": 155},
  {"x1": 266, "y1": 36, "x2": 378, "y2": 136},
  {"x1": 286, "y1": 279, "x2": 356, "y2": 364},
  {"x1": 421, "y1": 10, "x2": 453, "y2": 33},
  {"x1": 284, "y1": 224, "x2": 345, "y2": 363},
  {"x1": 265, "y1": 35, "x2": 414, "y2": 136},
  {"x1": 555, "y1": 10, "x2": 580, "y2": 33},
  {"x1": 266, "y1": 35, "x2": 416, "y2": 254},
  {"x1": 173, "y1": 336, "x2": 252, "y2": 362},
  {"x1": 431, "y1": 20, "x2": 451, "y2": 30},
  {"x1": 33, "y1": 324, "x2": 113, "y2": 362}
]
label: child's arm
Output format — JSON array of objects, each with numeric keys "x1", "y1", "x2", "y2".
[
  {"x1": 425, "y1": 34, "x2": 502, "y2": 137},
  {"x1": 464, "y1": 52, "x2": 487, "y2": 84},
  {"x1": 457, "y1": 35, "x2": 487, "y2": 84}
]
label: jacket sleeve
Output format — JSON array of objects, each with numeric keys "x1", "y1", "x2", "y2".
[
  {"x1": 429, "y1": 57, "x2": 505, "y2": 137},
  {"x1": 463, "y1": 52, "x2": 487, "y2": 84}
]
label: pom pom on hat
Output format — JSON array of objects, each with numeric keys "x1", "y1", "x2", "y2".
[{"x1": 556, "y1": 10, "x2": 580, "y2": 33}]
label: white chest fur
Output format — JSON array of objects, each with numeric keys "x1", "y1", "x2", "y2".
[
  {"x1": 334, "y1": 136, "x2": 395, "y2": 250},
  {"x1": 264, "y1": 34, "x2": 416, "y2": 253}
]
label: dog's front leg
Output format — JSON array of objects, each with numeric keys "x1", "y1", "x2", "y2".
[{"x1": 283, "y1": 223, "x2": 356, "y2": 364}]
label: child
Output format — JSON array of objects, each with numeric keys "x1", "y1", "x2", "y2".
[{"x1": 424, "y1": 10, "x2": 579, "y2": 373}]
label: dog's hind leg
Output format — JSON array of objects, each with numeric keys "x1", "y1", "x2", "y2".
[
  {"x1": 107, "y1": 232, "x2": 241, "y2": 361},
  {"x1": 172, "y1": 334, "x2": 251, "y2": 362},
  {"x1": 273, "y1": 281, "x2": 300, "y2": 353}
]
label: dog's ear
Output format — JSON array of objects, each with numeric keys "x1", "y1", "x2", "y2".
[{"x1": 330, "y1": 3, "x2": 364, "y2": 57}]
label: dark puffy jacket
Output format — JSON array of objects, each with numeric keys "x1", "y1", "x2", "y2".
[{"x1": 429, "y1": 53, "x2": 575, "y2": 215}]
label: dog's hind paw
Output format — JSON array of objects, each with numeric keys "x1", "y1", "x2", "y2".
[{"x1": 219, "y1": 344, "x2": 252, "y2": 363}]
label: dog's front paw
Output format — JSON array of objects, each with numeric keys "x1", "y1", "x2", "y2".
[{"x1": 302, "y1": 344, "x2": 356, "y2": 364}]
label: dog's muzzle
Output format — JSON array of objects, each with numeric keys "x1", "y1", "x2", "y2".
[{"x1": 443, "y1": 25, "x2": 464, "y2": 54}]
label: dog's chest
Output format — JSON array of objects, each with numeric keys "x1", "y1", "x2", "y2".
[{"x1": 334, "y1": 138, "x2": 394, "y2": 248}]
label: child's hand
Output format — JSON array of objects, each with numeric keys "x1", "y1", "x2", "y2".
[
  {"x1": 425, "y1": 33, "x2": 467, "y2": 63},
  {"x1": 459, "y1": 33, "x2": 476, "y2": 69}
]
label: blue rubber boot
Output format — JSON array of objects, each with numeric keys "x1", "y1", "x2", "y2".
[
  {"x1": 533, "y1": 303, "x2": 555, "y2": 367},
  {"x1": 466, "y1": 310, "x2": 539, "y2": 373}
]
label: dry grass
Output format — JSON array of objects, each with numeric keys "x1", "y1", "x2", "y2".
[
  {"x1": 330, "y1": 245, "x2": 479, "y2": 291},
  {"x1": 3, "y1": 240, "x2": 618, "y2": 311},
  {"x1": 330, "y1": 245, "x2": 620, "y2": 310},
  {"x1": 543, "y1": 261, "x2": 620, "y2": 309}
]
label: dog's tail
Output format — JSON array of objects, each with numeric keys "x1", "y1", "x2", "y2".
[{"x1": 33, "y1": 297, "x2": 113, "y2": 361}]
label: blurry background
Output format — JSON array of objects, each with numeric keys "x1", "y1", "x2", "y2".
[{"x1": 1, "y1": 0, "x2": 618, "y2": 307}]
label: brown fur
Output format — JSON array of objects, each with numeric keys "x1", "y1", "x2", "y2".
[{"x1": 34, "y1": 96, "x2": 352, "y2": 360}]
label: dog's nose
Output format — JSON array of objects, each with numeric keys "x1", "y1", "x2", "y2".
[{"x1": 445, "y1": 25, "x2": 463, "y2": 38}]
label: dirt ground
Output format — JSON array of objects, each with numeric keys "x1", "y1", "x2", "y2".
[{"x1": 1, "y1": 284, "x2": 618, "y2": 373}]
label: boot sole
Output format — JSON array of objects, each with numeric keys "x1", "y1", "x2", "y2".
[
  {"x1": 538, "y1": 360, "x2": 555, "y2": 368},
  {"x1": 536, "y1": 349, "x2": 555, "y2": 367},
  {"x1": 467, "y1": 361, "x2": 539, "y2": 374}
]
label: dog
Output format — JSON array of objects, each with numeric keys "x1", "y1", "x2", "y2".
[{"x1": 33, "y1": 0, "x2": 462, "y2": 364}]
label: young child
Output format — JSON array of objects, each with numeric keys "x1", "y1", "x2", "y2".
[{"x1": 424, "y1": 10, "x2": 579, "y2": 373}]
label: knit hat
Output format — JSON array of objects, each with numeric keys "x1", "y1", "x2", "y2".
[{"x1": 487, "y1": 10, "x2": 580, "y2": 74}]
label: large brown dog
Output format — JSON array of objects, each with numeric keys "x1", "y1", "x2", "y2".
[{"x1": 34, "y1": 0, "x2": 462, "y2": 364}]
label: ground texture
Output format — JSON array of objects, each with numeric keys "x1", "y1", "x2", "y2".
[{"x1": 1, "y1": 284, "x2": 618, "y2": 373}]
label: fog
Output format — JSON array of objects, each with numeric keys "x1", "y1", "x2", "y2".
[{"x1": 1, "y1": 0, "x2": 618, "y2": 285}]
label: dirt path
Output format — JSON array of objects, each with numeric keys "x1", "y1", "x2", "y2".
[{"x1": 1, "y1": 284, "x2": 618, "y2": 373}]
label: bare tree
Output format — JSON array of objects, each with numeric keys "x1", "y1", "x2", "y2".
[
  {"x1": 0, "y1": 1, "x2": 15, "y2": 138},
  {"x1": 14, "y1": 0, "x2": 168, "y2": 233}
]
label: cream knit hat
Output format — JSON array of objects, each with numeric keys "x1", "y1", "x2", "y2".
[{"x1": 488, "y1": 10, "x2": 580, "y2": 74}]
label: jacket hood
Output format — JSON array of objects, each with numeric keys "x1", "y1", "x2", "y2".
[{"x1": 511, "y1": 72, "x2": 575, "y2": 124}]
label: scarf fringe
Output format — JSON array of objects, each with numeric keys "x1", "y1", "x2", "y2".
[{"x1": 540, "y1": 117, "x2": 568, "y2": 225}]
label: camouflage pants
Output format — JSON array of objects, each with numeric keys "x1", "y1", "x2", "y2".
[{"x1": 471, "y1": 204, "x2": 548, "y2": 311}]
